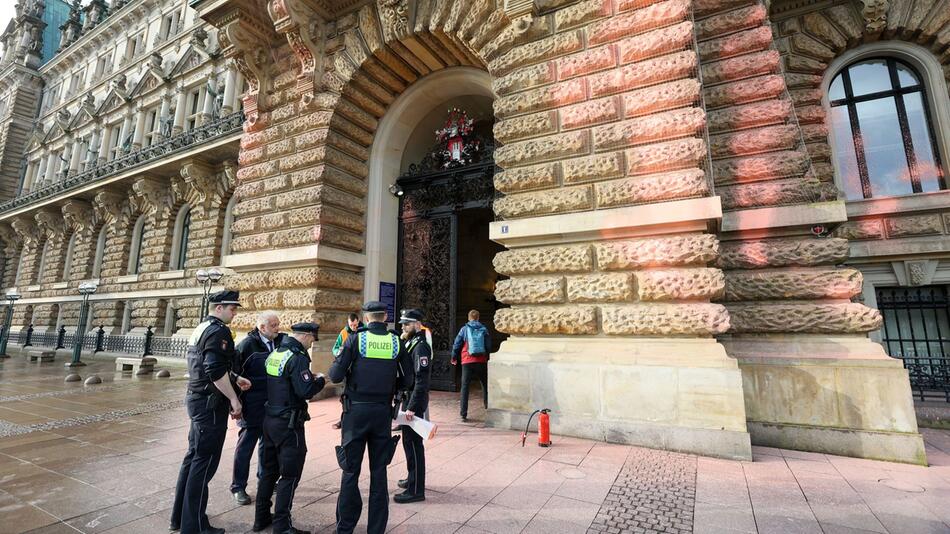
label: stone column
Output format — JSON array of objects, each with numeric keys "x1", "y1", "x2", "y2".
[
  {"x1": 87, "y1": 130, "x2": 100, "y2": 168},
  {"x1": 132, "y1": 106, "x2": 147, "y2": 150},
  {"x1": 98, "y1": 126, "x2": 112, "y2": 164},
  {"x1": 21, "y1": 161, "x2": 35, "y2": 193},
  {"x1": 44, "y1": 151, "x2": 57, "y2": 183},
  {"x1": 199, "y1": 86, "x2": 212, "y2": 125},
  {"x1": 173, "y1": 87, "x2": 187, "y2": 134},
  {"x1": 159, "y1": 94, "x2": 171, "y2": 139},
  {"x1": 232, "y1": 70, "x2": 244, "y2": 112},
  {"x1": 221, "y1": 68, "x2": 237, "y2": 116},
  {"x1": 68, "y1": 138, "x2": 83, "y2": 174},
  {"x1": 33, "y1": 155, "x2": 47, "y2": 190},
  {"x1": 117, "y1": 114, "x2": 132, "y2": 154}
]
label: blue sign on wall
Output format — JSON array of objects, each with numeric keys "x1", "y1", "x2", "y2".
[{"x1": 379, "y1": 282, "x2": 396, "y2": 321}]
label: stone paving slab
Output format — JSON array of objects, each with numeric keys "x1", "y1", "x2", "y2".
[{"x1": 0, "y1": 358, "x2": 947, "y2": 533}]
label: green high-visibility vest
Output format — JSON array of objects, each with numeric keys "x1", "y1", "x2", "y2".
[
  {"x1": 265, "y1": 349, "x2": 293, "y2": 376},
  {"x1": 358, "y1": 331, "x2": 399, "y2": 359}
]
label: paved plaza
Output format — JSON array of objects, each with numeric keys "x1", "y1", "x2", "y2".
[{"x1": 0, "y1": 357, "x2": 948, "y2": 534}]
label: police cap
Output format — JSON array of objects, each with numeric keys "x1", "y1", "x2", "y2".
[
  {"x1": 362, "y1": 300, "x2": 387, "y2": 312},
  {"x1": 398, "y1": 308, "x2": 425, "y2": 324},
  {"x1": 208, "y1": 290, "x2": 241, "y2": 306},
  {"x1": 291, "y1": 322, "x2": 320, "y2": 335}
]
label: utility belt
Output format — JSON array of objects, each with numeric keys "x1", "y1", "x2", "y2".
[{"x1": 267, "y1": 407, "x2": 310, "y2": 428}]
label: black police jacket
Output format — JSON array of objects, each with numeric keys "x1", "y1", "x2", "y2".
[
  {"x1": 402, "y1": 331, "x2": 431, "y2": 415},
  {"x1": 329, "y1": 321, "x2": 412, "y2": 403},
  {"x1": 186, "y1": 316, "x2": 236, "y2": 396},
  {"x1": 234, "y1": 328, "x2": 286, "y2": 375},
  {"x1": 264, "y1": 336, "x2": 326, "y2": 419}
]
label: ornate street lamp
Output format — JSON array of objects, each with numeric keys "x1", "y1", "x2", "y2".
[
  {"x1": 67, "y1": 281, "x2": 98, "y2": 368},
  {"x1": 196, "y1": 267, "x2": 224, "y2": 318},
  {"x1": 0, "y1": 292, "x2": 21, "y2": 358}
]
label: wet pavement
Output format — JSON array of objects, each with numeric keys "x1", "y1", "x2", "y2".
[{"x1": 0, "y1": 355, "x2": 948, "y2": 533}]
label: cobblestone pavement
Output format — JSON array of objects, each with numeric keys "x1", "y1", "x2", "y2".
[
  {"x1": 588, "y1": 450, "x2": 696, "y2": 534},
  {"x1": 0, "y1": 354, "x2": 948, "y2": 533}
]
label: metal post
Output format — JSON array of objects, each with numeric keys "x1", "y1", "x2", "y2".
[
  {"x1": 56, "y1": 326, "x2": 66, "y2": 349},
  {"x1": 68, "y1": 293, "x2": 89, "y2": 367},
  {"x1": 94, "y1": 325, "x2": 105, "y2": 353}
]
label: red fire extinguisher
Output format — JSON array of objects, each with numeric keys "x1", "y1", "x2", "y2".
[{"x1": 521, "y1": 408, "x2": 552, "y2": 447}]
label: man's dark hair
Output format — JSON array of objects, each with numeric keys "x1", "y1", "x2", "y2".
[{"x1": 348, "y1": 312, "x2": 359, "y2": 322}]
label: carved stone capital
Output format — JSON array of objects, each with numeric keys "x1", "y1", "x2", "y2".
[
  {"x1": 268, "y1": 0, "x2": 327, "y2": 107},
  {"x1": 34, "y1": 209, "x2": 65, "y2": 239},
  {"x1": 10, "y1": 217, "x2": 39, "y2": 248},
  {"x1": 132, "y1": 177, "x2": 174, "y2": 219},
  {"x1": 92, "y1": 190, "x2": 126, "y2": 227},
  {"x1": 377, "y1": 0, "x2": 410, "y2": 44},
  {"x1": 860, "y1": 0, "x2": 888, "y2": 34},
  {"x1": 61, "y1": 198, "x2": 94, "y2": 235},
  {"x1": 0, "y1": 223, "x2": 20, "y2": 252},
  {"x1": 178, "y1": 159, "x2": 233, "y2": 210}
]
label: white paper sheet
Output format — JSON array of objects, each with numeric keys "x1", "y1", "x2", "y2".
[{"x1": 395, "y1": 410, "x2": 438, "y2": 441}]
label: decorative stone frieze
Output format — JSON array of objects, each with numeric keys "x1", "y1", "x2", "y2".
[
  {"x1": 727, "y1": 303, "x2": 882, "y2": 333},
  {"x1": 717, "y1": 238, "x2": 849, "y2": 269},
  {"x1": 601, "y1": 303, "x2": 730, "y2": 335},
  {"x1": 494, "y1": 305, "x2": 598, "y2": 335},
  {"x1": 724, "y1": 268, "x2": 863, "y2": 301},
  {"x1": 595, "y1": 234, "x2": 719, "y2": 270},
  {"x1": 635, "y1": 268, "x2": 725, "y2": 301},
  {"x1": 494, "y1": 244, "x2": 593, "y2": 275}
]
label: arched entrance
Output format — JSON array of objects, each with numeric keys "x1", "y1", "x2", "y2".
[{"x1": 365, "y1": 68, "x2": 505, "y2": 391}]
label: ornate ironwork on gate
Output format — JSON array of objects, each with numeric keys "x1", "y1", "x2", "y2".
[{"x1": 877, "y1": 286, "x2": 950, "y2": 401}]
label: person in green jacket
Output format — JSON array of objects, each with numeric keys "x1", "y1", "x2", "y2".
[{"x1": 331, "y1": 312, "x2": 363, "y2": 429}]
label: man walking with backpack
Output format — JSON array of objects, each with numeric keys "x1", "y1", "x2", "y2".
[{"x1": 451, "y1": 310, "x2": 491, "y2": 422}]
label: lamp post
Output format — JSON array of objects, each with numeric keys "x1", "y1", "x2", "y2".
[
  {"x1": 67, "y1": 281, "x2": 98, "y2": 367},
  {"x1": 196, "y1": 267, "x2": 223, "y2": 318},
  {"x1": 0, "y1": 292, "x2": 21, "y2": 358}
]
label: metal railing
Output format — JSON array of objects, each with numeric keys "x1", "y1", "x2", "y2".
[
  {"x1": 6, "y1": 111, "x2": 243, "y2": 214},
  {"x1": 10, "y1": 324, "x2": 188, "y2": 358}
]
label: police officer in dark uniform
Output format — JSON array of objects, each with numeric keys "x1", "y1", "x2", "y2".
[
  {"x1": 171, "y1": 290, "x2": 249, "y2": 534},
  {"x1": 394, "y1": 308, "x2": 431, "y2": 503},
  {"x1": 253, "y1": 322, "x2": 326, "y2": 534},
  {"x1": 329, "y1": 301, "x2": 413, "y2": 534}
]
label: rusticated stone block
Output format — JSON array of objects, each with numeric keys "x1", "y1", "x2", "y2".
[
  {"x1": 490, "y1": 31, "x2": 583, "y2": 75},
  {"x1": 786, "y1": 54, "x2": 826, "y2": 74},
  {"x1": 494, "y1": 244, "x2": 593, "y2": 275},
  {"x1": 719, "y1": 178, "x2": 830, "y2": 209},
  {"x1": 596, "y1": 234, "x2": 719, "y2": 269},
  {"x1": 717, "y1": 238, "x2": 849, "y2": 269},
  {"x1": 783, "y1": 72, "x2": 823, "y2": 88},
  {"x1": 626, "y1": 138, "x2": 707, "y2": 175},
  {"x1": 713, "y1": 150, "x2": 809, "y2": 185},
  {"x1": 556, "y1": 46, "x2": 616, "y2": 79},
  {"x1": 699, "y1": 26, "x2": 772, "y2": 61},
  {"x1": 560, "y1": 97, "x2": 620, "y2": 130},
  {"x1": 230, "y1": 234, "x2": 272, "y2": 252},
  {"x1": 885, "y1": 215, "x2": 944, "y2": 238},
  {"x1": 617, "y1": 21, "x2": 694, "y2": 64},
  {"x1": 562, "y1": 152, "x2": 624, "y2": 184},
  {"x1": 566, "y1": 273, "x2": 634, "y2": 302},
  {"x1": 494, "y1": 185, "x2": 593, "y2": 218},
  {"x1": 555, "y1": 0, "x2": 611, "y2": 30},
  {"x1": 588, "y1": 0, "x2": 690, "y2": 46},
  {"x1": 696, "y1": 4, "x2": 767, "y2": 40},
  {"x1": 636, "y1": 268, "x2": 725, "y2": 301},
  {"x1": 495, "y1": 276, "x2": 565, "y2": 304},
  {"x1": 704, "y1": 74, "x2": 786, "y2": 109},
  {"x1": 727, "y1": 303, "x2": 881, "y2": 333},
  {"x1": 790, "y1": 87, "x2": 823, "y2": 107},
  {"x1": 494, "y1": 163, "x2": 560, "y2": 193},
  {"x1": 710, "y1": 124, "x2": 798, "y2": 159},
  {"x1": 589, "y1": 51, "x2": 696, "y2": 97},
  {"x1": 724, "y1": 268, "x2": 863, "y2": 301},
  {"x1": 592, "y1": 108, "x2": 705, "y2": 150},
  {"x1": 601, "y1": 303, "x2": 730, "y2": 335},
  {"x1": 796, "y1": 105, "x2": 826, "y2": 124},
  {"x1": 495, "y1": 78, "x2": 586, "y2": 118},
  {"x1": 494, "y1": 111, "x2": 558, "y2": 143},
  {"x1": 800, "y1": 123, "x2": 829, "y2": 143},
  {"x1": 492, "y1": 63, "x2": 557, "y2": 95},
  {"x1": 595, "y1": 168, "x2": 708, "y2": 207},
  {"x1": 833, "y1": 220, "x2": 885, "y2": 240},
  {"x1": 494, "y1": 130, "x2": 589, "y2": 168},
  {"x1": 694, "y1": 0, "x2": 754, "y2": 17},
  {"x1": 622, "y1": 79, "x2": 701, "y2": 118},
  {"x1": 494, "y1": 305, "x2": 597, "y2": 335},
  {"x1": 701, "y1": 50, "x2": 779, "y2": 85},
  {"x1": 708, "y1": 99, "x2": 791, "y2": 133},
  {"x1": 791, "y1": 33, "x2": 835, "y2": 62},
  {"x1": 282, "y1": 288, "x2": 362, "y2": 311}
]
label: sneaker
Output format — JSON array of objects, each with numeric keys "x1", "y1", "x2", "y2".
[
  {"x1": 168, "y1": 524, "x2": 180, "y2": 532},
  {"x1": 252, "y1": 515, "x2": 272, "y2": 532},
  {"x1": 233, "y1": 489, "x2": 252, "y2": 505},
  {"x1": 393, "y1": 491, "x2": 425, "y2": 504},
  {"x1": 397, "y1": 478, "x2": 409, "y2": 489}
]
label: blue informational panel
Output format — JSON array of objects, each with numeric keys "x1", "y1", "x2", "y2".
[{"x1": 379, "y1": 282, "x2": 396, "y2": 321}]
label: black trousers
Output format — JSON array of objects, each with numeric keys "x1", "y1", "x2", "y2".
[
  {"x1": 460, "y1": 362, "x2": 488, "y2": 418},
  {"x1": 400, "y1": 424, "x2": 425, "y2": 496},
  {"x1": 230, "y1": 423, "x2": 263, "y2": 493},
  {"x1": 336, "y1": 402, "x2": 395, "y2": 534},
  {"x1": 255, "y1": 415, "x2": 307, "y2": 532},
  {"x1": 171, "y1": 394, "x2": 229, "y2": 534}
]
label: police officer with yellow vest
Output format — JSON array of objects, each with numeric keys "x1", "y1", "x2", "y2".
[
  {"x1": 329, "y1": 301, "x2": 413, "y2": 534},
  {"x1": 253, "y1": 322, "x2": 326, "y2": 534},
  {"x1": 171, "y1": 290, "x2": 249, "y2": 534}
]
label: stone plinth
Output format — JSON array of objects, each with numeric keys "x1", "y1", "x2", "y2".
[
  {"x1": 487, "y1": 337, "x2": 752, "y2": 461},
  {"x1": 722, "y1": 335, "x2": 926, "y2": 465},
  {"x1": 27, "y1": 349, "x2": 55, "y2": 363},
  {"x1": 116, "y1": 356, "x2": 157, "y2": 375}
]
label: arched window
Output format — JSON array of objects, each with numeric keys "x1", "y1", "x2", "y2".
[
  {"x1": 829, "y1": 57, "x2": 945, "y2": 200},
  {"x1": 127, "y1": 215, "x2": 146, "y2": 275},
  {"x1": 61, "y1": 233, "x2": 77, "y2": 281},
  {"x1": 220, "y1": 194, "x2": 237, "y2": 260},
  {"x1": 170, "y1": 205, "x2": 191, "y2": 270},
  {"x1": 92, "y1": 226, "x2": 108, "y2": 278}
]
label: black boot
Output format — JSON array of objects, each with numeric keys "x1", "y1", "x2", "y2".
[{"x1": 397, "y1": 478, "x2": 408, "y2": 489}]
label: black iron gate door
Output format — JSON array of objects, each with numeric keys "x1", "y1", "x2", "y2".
[{"x1": 396, "y1": 162, "x2": 495, "y2": 391}]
